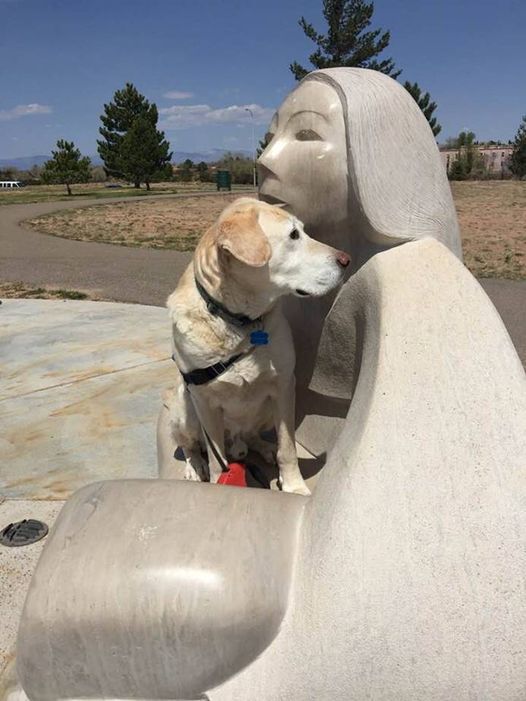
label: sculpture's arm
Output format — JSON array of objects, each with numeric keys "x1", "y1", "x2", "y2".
[{"x1": 17, "y1": 480, "x2": 307, "y2": 701}]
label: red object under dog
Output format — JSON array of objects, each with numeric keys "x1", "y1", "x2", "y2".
[{"x1": 217, "y1": 463, "x2": 248, "y2": 487}]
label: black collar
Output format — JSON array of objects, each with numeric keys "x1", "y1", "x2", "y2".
[{"x1": 195, "y1": 277, "x2": 261, "y2": 328}]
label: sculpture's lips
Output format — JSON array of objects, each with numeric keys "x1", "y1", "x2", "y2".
[{"x1": 259, "y1": 193, "x2": 288, "y2": 208}]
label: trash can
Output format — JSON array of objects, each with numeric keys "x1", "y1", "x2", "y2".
[{"x1": 216, "y1": 170, "x2": 232, "y2": 191}]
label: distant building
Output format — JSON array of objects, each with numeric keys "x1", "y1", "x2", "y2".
[{"x1": 439, "y1": 144, "x2": 513, "y2": 177}]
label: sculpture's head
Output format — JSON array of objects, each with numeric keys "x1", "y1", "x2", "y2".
[
  {"x1": 259, "y1": 68, "x2": 461, "y2": 259},
  {"x1": 258, "y1": 79, "x2": 348, "y2": 233}
]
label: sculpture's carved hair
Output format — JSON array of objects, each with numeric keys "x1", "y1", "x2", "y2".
[{"x1": 304, "y1": 68, "x2": 462, "y2": 259}]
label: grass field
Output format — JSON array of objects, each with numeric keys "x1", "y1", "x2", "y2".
[
  {"x1": 20, "y1": 181, "x2": 526, "y2": 280},
  {"x1": 451, "y1": 181, "x2": 525, "y2": 279},
  {"x1": 0, "y1": 180, "x2": 252, "y2": 205},
  {"x1": 26, "y1": 193, "x2": 243, "y2": 251}
]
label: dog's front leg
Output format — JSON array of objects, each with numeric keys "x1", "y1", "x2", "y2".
[
  {"x1": 189, "y1": 389, "x2": 226, "y2": 484},
  {"x1": 273, "y1": 377, "x2": 311, "y2": 496}
]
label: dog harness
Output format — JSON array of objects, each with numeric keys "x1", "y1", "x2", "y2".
[
  {"x1": 178, "y1": 352, "x2": 245, "y2": 386},
  {"x1": 173, "y1": 278, "x2": 269, "y2": 386}
]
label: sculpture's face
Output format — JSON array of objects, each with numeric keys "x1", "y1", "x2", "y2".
[{"x1": 258, "y1": 80, "x2": 348, "y2": 231}]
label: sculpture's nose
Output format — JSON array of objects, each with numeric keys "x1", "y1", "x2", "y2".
[
  {"x1": 257, "y1": 160, "x2": 277, "y2": 183},
  {"x1": 337, "y1": 251, "x2": 351, "y2": 268}
]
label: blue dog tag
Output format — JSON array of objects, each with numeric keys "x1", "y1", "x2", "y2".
[{"x1": 250, "y1": 330, "x2": 269, "y2": 345}]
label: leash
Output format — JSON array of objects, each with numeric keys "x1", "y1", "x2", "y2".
[
  {"x1": 183, "y1": 386, "x2": 269, "y2": 488},
  {"x1": 199, "y1": 421, "x2": 269, "y2": 488}
]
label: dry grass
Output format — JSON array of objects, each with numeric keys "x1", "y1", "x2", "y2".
[
  {"x1": 22, "y1": 182, "x2": 526, "y2": 279},
  {"x1": 0, "y1": 282, "x2": 94, "y2": 300},
  {"x1": 0, "y1": 180, "x2": 252, "y2": 205},
  {"x1": 25, "y1": 193, "x2": 243, "y2": 251},
  {"x1": 452, "y1": 181, "x2": 526, "y2": 279}
]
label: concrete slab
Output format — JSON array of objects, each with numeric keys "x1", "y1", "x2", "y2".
[
  {"x1": 0, "y1": 300, "x2": 175, "y2": 499},
  {"x1": 0, "y1": 299, "x2": 171, "y2": 400},
  {"x1": 0, "y1": 500, "x2": 65, "y2": 683}
]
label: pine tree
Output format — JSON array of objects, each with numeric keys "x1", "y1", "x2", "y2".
[
  {"x1": 97, "y1": 83, "x2": 171, "y2": 188},
  {"x1": 196, "y1": 161, "x2": 210, "y2": 182},
  {"x1": 179, "y1": 159, "x2": 194, "y2": 182},
  {"x1": 290, "y1": 0, "x2": 400, "y2": 81},
  {"x1": 510, "y1": 115, "x2": 526, "y2": 179},
  {"x1": 41, "y1": 140, "x2": 91, "y2": 195},
  {"x1": 256, "y1": 132, "x2": 272, "y2": 158},
  {"x1": 447, "y1": 131, "x2": 487, "y2": 181},
  {"x1": 403, "y1": 81, "x2": 442, "y2": 137},
  {"x1": 116, "y1": 115, "x2": 172, "y2": 190}
]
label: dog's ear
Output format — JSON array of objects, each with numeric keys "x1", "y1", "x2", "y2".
[{"x1": 217, "y1": 207, "x2": 271, "y2": 267}]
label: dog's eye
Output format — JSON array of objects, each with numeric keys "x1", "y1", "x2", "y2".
[
  {"x1": 290, "y1": 229, "x2": 300, "y2": 240},
  {"x1": 295, "y1": 129, "x2": 322, "y2": 141}
]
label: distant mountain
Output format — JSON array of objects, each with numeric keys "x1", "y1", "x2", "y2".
[
  {"x1": 1, "y1": 148, "x2": 252, "y2": 171},
  {"x1": 0, "y1": 155, "x2": 50, "y2": 170}
]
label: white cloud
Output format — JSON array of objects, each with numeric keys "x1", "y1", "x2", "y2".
[
  {"x1": 163, "y1": 90, "x2": 195, "y2": 100},
  {"x1": 159, "y1": 102, "x2": 274, "y2": 129},
  {"x1": 0, "y1": 103, "x2": 52, "y2": 122}
]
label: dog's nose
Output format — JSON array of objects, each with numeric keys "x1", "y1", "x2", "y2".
[{"x1": 336, "y1": 251, "x2": 351, "y2": 268}]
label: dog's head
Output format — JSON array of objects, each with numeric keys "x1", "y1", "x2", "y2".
[{"x1": 205, "y1": 197, "x2": 350, "y2": 299}]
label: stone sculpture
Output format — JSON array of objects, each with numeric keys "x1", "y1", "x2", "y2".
[
  {"x1": 16, "y1": 69, "x2": 526, "y2": 700},
  {"x1": 258, "y1": 67, "x2": 462, "y2": 455}
]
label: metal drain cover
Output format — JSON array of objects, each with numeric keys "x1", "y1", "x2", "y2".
[{"x1": 0, "y1": 519, "x2": 49, "y2": 547}]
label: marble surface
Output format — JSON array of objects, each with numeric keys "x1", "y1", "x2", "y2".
[
  {"x1": 16, "y1": 480, "x2": 307, "y2": 701},
  {"x1": 0, "y1": 300, "x2": 175, "y2": 499}
]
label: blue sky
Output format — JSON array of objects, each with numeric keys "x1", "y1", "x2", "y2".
[{"x1": 1, "y1": 0, "x2": 525, "y2": 160}]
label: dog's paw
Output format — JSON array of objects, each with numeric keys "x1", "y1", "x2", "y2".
[
  {"x1": 279, "y1": 478, "x2": 311, "y2": 496},
  {"x1": 184, "y1": 463, "x2": 201, "y2": 481}
]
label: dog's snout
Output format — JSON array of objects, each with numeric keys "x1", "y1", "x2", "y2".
[{"x1": 336, "y1": 251, "x2": 351, "y2": 268}]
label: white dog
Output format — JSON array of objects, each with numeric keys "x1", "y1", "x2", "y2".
[{"x1": 163, "y1": 197, "x2": 350, "y2": 495}]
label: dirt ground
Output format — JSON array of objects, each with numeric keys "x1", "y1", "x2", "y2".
[
  {"x1": 26, "y1": 193, "x2": 242, "y2": 252},
  {"x1": 0, "y1": 282, "x2": 95, "y2": 300},
  {"x1": 24, "y1": 182, "x2": 526, "y2": 279}
]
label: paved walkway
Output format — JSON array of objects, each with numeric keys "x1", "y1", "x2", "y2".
[
  {"x1": 0, "y1": 192, "x2": 240, "y2": 306},
  {"x1": 1, "y1": 194, "x2": 525, "y2": 364}
]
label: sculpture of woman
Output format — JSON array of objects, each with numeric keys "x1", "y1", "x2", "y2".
[{"x1": 258, "y1": 68, "x2": 462, "y2": 457}]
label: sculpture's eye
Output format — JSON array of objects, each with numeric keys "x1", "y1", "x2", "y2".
[
  {"x1": 290, "y1": 229, "x2": 300, "y2": 240},
  {"x1": 295, "y1": 129, "x2": 322, "y2": 141}
]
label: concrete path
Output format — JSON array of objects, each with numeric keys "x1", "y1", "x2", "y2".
[
  {"x1": 0, "y1": 192, "x2": 240, "y2": 306},
  {"x1": 1, "y1": 194, "x2": 525, "y2": 363},
  {"x1": 478, "y1": 278, "x2": 526, "y2": 367}
]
